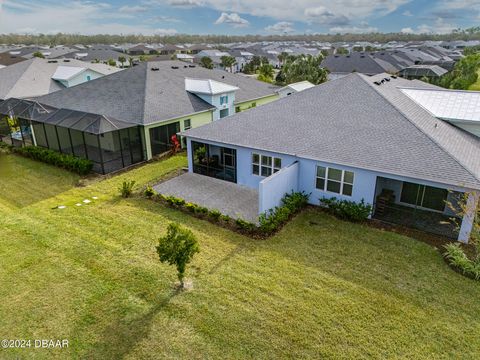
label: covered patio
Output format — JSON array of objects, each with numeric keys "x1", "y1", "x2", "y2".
[
  {"x1": 0, "y1": 98, "x2": 145, "y2": 174},
  {"x1": 373, "y1": 176, "x2": 462, "y2": 239},
  {"x1": 153, "y1": 172, "x2": 259, "y2": 223}
]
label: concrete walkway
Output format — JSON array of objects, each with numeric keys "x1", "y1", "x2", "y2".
[{"x1": 154, "y1": 173, "x2": 259, "y2": 223}]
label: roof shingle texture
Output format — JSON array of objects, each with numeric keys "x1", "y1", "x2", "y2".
[
  {"x1": 37, "y1": 61, "x2": 278, "y2": 125},
  {"x1": 184, "y1": 73, "x2": 480, "y2": 189}
]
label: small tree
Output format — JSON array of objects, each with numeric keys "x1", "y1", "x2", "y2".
[
  {"x1": 200, "y1": 56, "x2": 213, "y2": 69},
  {"x1": 33, "y1": 51, "x2": 45, "y2": 58},
  {"x1": 118, "y1": 56, "x2": 126, "y2": 68},
  {"x1": 220, "y1": 55, "x2": 236, "y2": 72},
  {"x1": 107, "y1": 58, "x2": 117, "y2": 67},
  {"x1": 156, "y1": 223, "x2": 200, "y2": 288}
]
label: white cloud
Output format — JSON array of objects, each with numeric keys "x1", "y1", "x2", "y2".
[
  {"x1": 202, "y1": 0, "x2": 409, "y2": 23},
  {"x1": 154, "y1": 28, "x2": 178, "y2": 35},
  {"x1": 402, "y1": 18, "x2": 457, "y2": 34},
  {"x1": 214, "y1": 12, "x2": 249, "y2": 27},
  {"x1": 265, "y1": 21, "x2": 295, "y2": 33},
  {"x1": 330, "y1": 22, "x2": 378, "y2": 33},
  {"x1": 119, "y1": 5, "x2": 148, "y2": 14},
  {"x1": 402, "y1": 10, "x2": 413, "y2": 16},
  {"x1": 0, "y1": 1, "x2": 178, "y2": 35},
  {"x1": 304, "y1": 6, "x2": 349, "y2": 25},
  {"x1": 401, "y1": 27, "x2": 414, "y2": 33},
  {"x1": 168, "y1": 0, "x2": 204, "y2": 7}
]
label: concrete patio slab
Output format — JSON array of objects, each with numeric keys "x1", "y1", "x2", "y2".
[{"x1": 154, "y1": 173, "x2": 259, "y2": 223}]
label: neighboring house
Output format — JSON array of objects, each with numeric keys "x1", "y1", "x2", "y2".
[
  {"x1": 0, "y1": 52, "x2": 27, "y2": 67},
  {"x1": 277, "y1": 81, "x2": 315, "y2": 98},
  {"x1": 399, "y1": 65, "x2": 448, "y2": 80},
  {"x1": 175, "y1": 54, "x2": 195, "y2": 63},
  {"x1": 59, "y1": 47, "x2": 124, "y2": 66},
  {"x1": 322, "y1": 52, "x2": 399, "y2": 78},
  {"x1": 194, "y1": 50, "x2": 232, "y2": 71},
  {"x1": 127, "y1": 44, "x2": 156, "y2": 55},
  {"x1": 0, "y1": 61, "x2": 279, "y2": 174},
  {"x1": 181, "y1": 73, "x2": 480, "y2": 243},
  {"x1": 0, "y1": 58, "x2": 121, "y2": 100}
]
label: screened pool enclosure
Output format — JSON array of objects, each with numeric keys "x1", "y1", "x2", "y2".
[{"x1": 0, "y1": 98, "x2": 145, "y2": 174}]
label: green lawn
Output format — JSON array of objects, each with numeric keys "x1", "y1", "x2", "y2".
[{"x1": 1, "y1": 153, "x2": 480, "y2": 359}]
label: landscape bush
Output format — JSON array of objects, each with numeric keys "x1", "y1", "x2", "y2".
[
  {"x1": 319, "y1": 197, "x2": 372, "y2": 222},
  {"x1": 208, "y1": 209, "x2": 222, "y2": 222},
  {"x1": 444, "y1": 243, "x2": 480, "y2": 280},
  {"x1": 119, "y1": 180, "x2": 136, "y2": 198},
  {"x1": 152, "y1": 191, "x2": 308, "y2": 237},
  {"x1": 144, "y1": 185, "x2": 156, "y2": 198},
  {"x1": 258, "y1": 191, "x2": 310, "y2": 234},
  {"x1": 13, "y1": 146, "x2": 93, "y2": 175}
]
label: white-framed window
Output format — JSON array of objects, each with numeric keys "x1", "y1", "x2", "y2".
[
  {"x1": 220, "y1": 95, "x2": 229, "y2": 105},
  {"x1": 252, "y1": 153, "x2": 281, "y2": 177},
  {"x1": 184, "y1": 119, "x2": 191, "y2": 130},
  {"x1": 316, "y1": 165, "x2": 354, "y2": 196}
]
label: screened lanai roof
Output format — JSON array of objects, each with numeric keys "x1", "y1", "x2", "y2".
[{"x1": 0, "y1": 98, "x2": 136, "y2": 135}]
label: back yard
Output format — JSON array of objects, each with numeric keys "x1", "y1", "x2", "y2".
[{"x1": 0, "y1": 152, "x2": 479, "y2": 359}]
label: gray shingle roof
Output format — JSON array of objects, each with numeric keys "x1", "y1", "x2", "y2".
[
  {"x1": 183, "y1": 73, "x2": 480, "y2": 189},
  {"x1": 37, "y1": 61, "x2": 278, "y2": 125}
]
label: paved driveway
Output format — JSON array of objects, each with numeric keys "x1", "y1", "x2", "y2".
[{"x1": 154, "y1": 173, "x2": 259, "y2": 223}]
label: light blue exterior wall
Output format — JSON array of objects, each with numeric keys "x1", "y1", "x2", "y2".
[
  {"x1": 57, "y1": 69, "x2": 104, "y2": 88},
  {"x1": 186, "y1": 137, "x2": 477, "y2": 242},
  {"x1": 259, "y1": 162, "x2": 299, "y2": 213},
  {"x1": 186, "y1": 137, "x2": 473, "y2": 207},
  {"x1": 195, "y1": 91, "x2": 236, "y2": 121}
]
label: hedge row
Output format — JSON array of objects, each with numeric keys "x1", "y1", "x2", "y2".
[
  {"x1": 147, "y1": 188, "x2": 309, "y2": 237},
  {"x1": 13, "y1": 146, "x2": 93, "y2": 175}
]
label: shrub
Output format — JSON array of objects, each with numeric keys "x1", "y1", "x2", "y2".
[
  {"x1": 194, "y1": 206, "x2": 208, "y2": 215},
  {"x1": 220, "y1": 214, "x2": 231, "y2": 223},
  {"x1": 208, "y1": 209, "x2": 222, "y2": 222},
  {"x1": 156, "y1": 223, "x2": 200, "y2": 288},
  {"x1": 144, "y1": 185, "x2": 156, "y2": 198},
  {"x1": 13, "y1": 146, "x2": 93, "y2": 175},
  {"x1": 235, "y1": 218, "x2": 256, "y2": 232},
  {"x1": 319, "y1": 197, "x2": 372, "y2": 222},
  {"x1": 164, "y1": 195, "x2": 186, "y2": 207},
  {"x1": 444, "y1": 243, "x2": 480, "y2": 280},
  {"x1": 258, "y1": 191, "x2": 310, "y2": 234},
  {"x1": 185, "y1": 202, "x2": 198, "y2": 213},
  {"x1": 119, "y1": 180, "x2": 136, "y2": 198},
  {"x1": 282, "y1": 191, "x2": 309, "y2": 211}
]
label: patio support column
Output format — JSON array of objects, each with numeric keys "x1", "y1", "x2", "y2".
[
  {"x1": 97, "y1": 135, "x2": 105, "y2": 175},
  {"x1": 458, "y1": 191, "x2": 479, "y2": 244},
  {"x1": 42, "y1": 123, "x2": 49, "y2": 148},
  {"x1": 187, "y1": 138, "x2": 193, "y2": 172}
]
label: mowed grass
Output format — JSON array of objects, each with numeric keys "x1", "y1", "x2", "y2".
[
  {"x1": 0, "y1": 154, "x2": 79, "y2": 209},
  {"x1": 1, "y1": 154, "x2": 480, "y2": 359}
]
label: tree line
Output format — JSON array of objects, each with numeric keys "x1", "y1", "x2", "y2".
[{"x1": 1, "y1": 27, "x2": 480, "y2": 46}]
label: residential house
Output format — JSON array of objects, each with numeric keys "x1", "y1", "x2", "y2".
[
  {"x1": 399, "y1": 65, "x2": 448, "y2": 80},
  {"x1": 181, "y1": 73, "x2": 480, "y2": 243},
  {"x1": 0, "y1": 61, "x2": 279, "y2": 174},
  {"x1": 0, "y1": 58, "x2": 121, "y2": 100},
  {"x1": 0, "y1": 52, "x2": 27, "y2": 67},
  {"x1": 277, "y1": 81, "x2": 315, "y2": 98}
]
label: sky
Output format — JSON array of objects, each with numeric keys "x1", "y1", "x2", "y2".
[{"x1": 0, "y1": 0, "x2": 479, "y2": 36}]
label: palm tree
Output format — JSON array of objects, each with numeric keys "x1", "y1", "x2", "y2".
[
  {"x1": 118, "y1": 56, "x2": 126, "y2": 68},
  {"x1": 200, "y1": 56, "x2": 214, "y2": 69},
  {"x1": 220, "y1": 55, "x2": 236, "y2": 73},
  {"x1": 258, "y1": 63, "x2": 274, "y2": 82},
  {"x1": 280, "y1": 55, "x2": 328, "y2": 85},
  {"x1": 128, "y1": 57, "x2": 134, "y2": 67}
]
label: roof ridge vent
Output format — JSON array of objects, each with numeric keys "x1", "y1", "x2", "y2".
[
  {"x1": 374, "y1": 81, "x2": 382, "y2": 86},
  {"x1": 151, "y1": 67, "x2": 159, "y2": 71},
  {"x1": 171, "y1": 66, "x2": 179, "y2": 69}
]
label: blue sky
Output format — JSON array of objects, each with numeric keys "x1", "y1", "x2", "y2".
[{"x1": 0, "y1": 0, "x2": 478, "y2": 36}]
